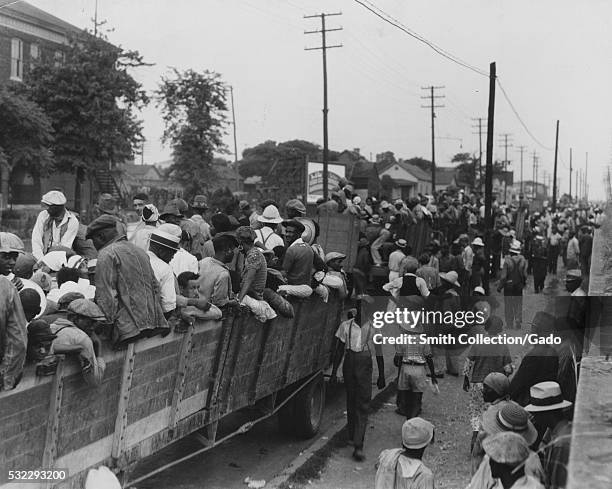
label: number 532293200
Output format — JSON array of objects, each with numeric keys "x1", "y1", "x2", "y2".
[{"x1": 8, "y1": 470, "x2": 67, "y2": 482}]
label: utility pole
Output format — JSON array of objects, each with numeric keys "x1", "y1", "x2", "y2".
[
  {"x1": 305, "y1": 12, "x2": 342, "y2": 201},
  {"x1": 584, "y1": 152, "x2": 588, "y2": 202},
  {"x1": 472, "y1": 117, "x2": 486, "y2": 191},
  {"x1": 421, "y1": 86, "x2": 445, "y2": 193},
  {"x1": 552, "y1": 120, "x2": 559, "y2": 211},
  {"x1": 229, "y1": 86, "x2": 239, "y2": 191},
  {"x1": 569, "y1": 148, "x2": 572, "y2": 201},
  {"x1": 94, "y1": 0, "x2": 98, "y2": 36},
  {"x1": 498, "y1": 133, "x2": 513, "y2": 202},
  {"x1": 483, "y1": 62, "x2": 496, "y2": 295},
  {"x1": 516, "y1": 145, "x2": 526, "y2": 196},
  {"x1": 533, "y1": 152, "x2": 539, "y2": 200}
]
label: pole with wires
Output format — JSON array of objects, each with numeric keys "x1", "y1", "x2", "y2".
[
  {"x1": 421, "y1": 86, "x2": 445, "y2": 193},
  {"x1": 305, "y1": 12, "x2": 343, "y2": 201},
  {"x1": 552, "y1": 120, "x2": 559, "y2": 212},
  {"x1": 229, "y1": 86, "x2": 239, "y2": 192},
  {"x1": 483, "y1": 62, "x2": 496, "y2": 294}
]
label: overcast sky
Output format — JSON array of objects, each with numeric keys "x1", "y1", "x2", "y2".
[{"x1": 26, "y1": 0, "x2": 612, "y2": 199}]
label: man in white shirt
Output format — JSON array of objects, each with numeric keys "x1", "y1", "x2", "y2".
[
  {"x1": 254, "y1": 205, "x2": 284, "y2": 251},
  {"x1": 31, "y1": 191, "x2": 80, "y2": 261},
  {"x1": 388, "y1": 239, "x2": 410, "y2": 281},
  {"x1": 147, "y1": 224, "x2": 181, "y2": 315},
  {"x1": 565, "y1": 231, "x2": 580, "y2": 270}
]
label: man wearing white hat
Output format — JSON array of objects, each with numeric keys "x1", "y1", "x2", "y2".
[
  {"x1": 388, "y1": 239, "x2": 411, "y2": 282},
  {"x1": 31, "y1": 190, "x2": 80, "y2": 261},
  {"x1": 254, "y1": 205, "x2": 284, "y2": 251},
  {"x1": 497, "y1": 240, "x2": 527, "y2": 329},
  {"x1": 375, "y1": 417, "x2": 435, "y2": 489},
  {"x1": 525, "y1": 381, "x2": 572, "y2": 489},
  {"x1": 148, "y1": 224, "x2": 182, "y2": 314}
]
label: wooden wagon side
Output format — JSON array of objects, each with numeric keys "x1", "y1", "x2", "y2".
[{"x1": 0, "y1": 294, "x2": 342, "y2": 488}]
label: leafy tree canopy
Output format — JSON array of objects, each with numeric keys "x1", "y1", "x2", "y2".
[
  {"x1": 157, "y1": 69, "x2": 229, "y2": 198},
  {"x1": 239, "y1": 139, "x2": 323, "y2": 178},
  {"x1": 0, "y1": 84, "x2": 54, "y2": 174},
  {"x1": 403, "y1": 157, "x2": 432, "y2": 172},
  {"x1": 25, "y1": 33, "x2": 148, "y2": 173}
]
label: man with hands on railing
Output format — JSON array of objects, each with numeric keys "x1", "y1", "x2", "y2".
[{"x1": 330, "y1": 298, "x2": 385, "y2": 462}]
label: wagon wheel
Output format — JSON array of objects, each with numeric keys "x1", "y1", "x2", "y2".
[{"x1": 278, "y1": 372, "x2": 325, "y2": 439}]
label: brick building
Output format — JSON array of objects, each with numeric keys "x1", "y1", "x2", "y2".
[{"x1": 0, "y1": 0, "x2": 79, "y2": 83}]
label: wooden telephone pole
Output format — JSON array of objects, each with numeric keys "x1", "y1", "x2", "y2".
[
  {"x1": 422, "y1": 86, "x2": 445, "y2": 192},
  {"x1": 305, "y1": 12, "x2": 342, "y2": 200}
]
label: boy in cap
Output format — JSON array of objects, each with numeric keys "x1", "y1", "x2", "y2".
[
  {"x1": 31, "y1": 190, "x2": 80, "y2": 261},
  {"x1": 480, "y1": 432, "x2": 544, "y2": 489},
  {"x1": 525, "y1": 381, "x2": 572, "y2": 489},
  {"x1": 49, "y1": 299, "x2": 107, "y2": 386},
  {"x1": 374, "y1": 417, "x2": 435, "y2": 489}
]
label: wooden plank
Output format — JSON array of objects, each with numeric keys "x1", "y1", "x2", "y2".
[
  {"x1": 41, "y1": 356, "x2": 65, "y2": 473},
  {"x1": 248, "y1": 320, "x2": 275, "y2": 404},
  {"x1": 111, "y1": 343, "x2": 136, "y2": 464},
  {"x1": 168, "y1": 327, "x2": 195, "y2": 430}
]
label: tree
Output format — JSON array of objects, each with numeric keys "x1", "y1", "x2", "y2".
[
  {"x1": 380, "y1": 174, "x2": 395, "y2": 199},
  {"x1": 0, "y1": 85, "x2": 54, "y2": 207},
  {"x1": 156, "y1": 69, "x2": 229, "y2": 199},
  {"x1": 239, "y1": 139, "x2": 322, "y2": 178},
  {"x1": 404, "y1": 157, "x2": 432, "y2": 173},
  {"x1": 451, "y1": 152, "x2": 476, "y2": 187},
  {"x1": 376, "y1": 151, "x2": 397, "y2": 167},
  {"x1": 26, "y1": 33, "x2": 148, "y2": 209}
]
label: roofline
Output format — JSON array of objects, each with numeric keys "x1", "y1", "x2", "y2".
[{"x1": 1, "y1": 1, "x2": 84, "y2": 37}]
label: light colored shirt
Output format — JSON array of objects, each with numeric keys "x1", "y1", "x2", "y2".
[
  {"x1": 190, "y1": 215, "x2": 211, "y2": 241},
  {"x1": 170, "y1": 247, "x2": 199, "y2": 276},
  {"x1": 50, "y1": 318, "x2": 105, "y2": 385},
  {"x1": 383, "y1": 274, "x2": 430, "y2": 298},
  {"x1": 130, "y1": 224, "x2": 156, "y2": 251},
  {"x1": 566, "y1": 237, "x2": 580, "y2": 261},
  {"x1": 147, "y1": 251, "x2": 177, "y2": 313},
  {"x1": 463, "y1": 245, "x2": 474, "y2": 272},
  {"x1": 254, "y1": 227, "x2": 284, "y2": 251},
  {"x1": 335, "y1": 319, "x2": 373, "y2": 353},
  {"x1": 198, "y1": 257, "x2": 233, "y2": 307},
  {"x1": 31, "y1": 210, "x2": 80, "y2": 260},
  {"x1": 389, "y1": 250, "x2": 407, "y2": 273},
  {"x1": 375, "y1": 449, "x2": 434, "y2": 489},
  {"x1": 549, "y1": 232, "x2": 561, "y2": 247}
]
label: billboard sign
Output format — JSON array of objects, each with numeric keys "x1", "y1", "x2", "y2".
[{"x1": 306, "y1": 162, "x2": 346, "y2": 203}]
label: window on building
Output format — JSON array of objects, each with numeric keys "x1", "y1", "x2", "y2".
[
  {"x1": 30, "y1": 43, "x2": 40, "y2": 60},
  {"x1": 54, "y1": 50, "x2": 64, "y2": 67},
  {"x1": 10, "y1": 38, "x2": 23, "y2": 81}
]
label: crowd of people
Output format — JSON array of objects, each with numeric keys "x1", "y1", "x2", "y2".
[{"x1": 0, "y1": 182, "x2": 604, "y2": 489}]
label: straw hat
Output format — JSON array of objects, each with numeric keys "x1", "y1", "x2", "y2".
[
  {"x1": 525, "y1": 381, "x2": 572, "y2": 412},
  {"x1": 440, "y1": 271, "x2": 460, "y2": 287},
  {"x1": 257, "y1": 205, "x2": 283, "y2": 224},
  {"x1": 483, "y1": 432, "x2": 530, "y2": 466},
  {"x1": 482, "y1": 402, "x2": 538, "y2": 446},
  {"x1": 509, "y1": 240, "x2": 522, "y2": 253},
  {"x1": 472, "y1": 237, "x2": 484, "y2": 247}
]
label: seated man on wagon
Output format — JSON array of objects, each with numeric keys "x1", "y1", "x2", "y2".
[{"x1": 49, "y1": 299, "x2": 107, "y2": 386}]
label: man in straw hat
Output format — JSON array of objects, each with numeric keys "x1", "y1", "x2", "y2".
[
  {"x1": 469, "y1": 402, "x2": 545, "y2": 486},
  {"x1": 525, "y1": 381, "x2": 572, "y2": 489},
  {"x1": 374, "y1": 417, "x2": 435, "y2": 489},
  {"x1": 255, "y1": 205, "x2": 285, "y2": 252},
  {"x1": 31, "y1": 190, "x2": 80, "y2": 261},
  {"x1": 478, "y1": 432, "x2": 544, "y2": 489},
  {"x1": 387, "y1": 239, "x2": 411, "y2": 282},
  {"x1": 148, "y1": 223, "x2": 182, "y2": 314},
  {"x1": 497, "y1": 240, "x2": 527, "y2": 329},
  {"x1": 87, "y1": 215, "x2": 168, "y2": 347}
]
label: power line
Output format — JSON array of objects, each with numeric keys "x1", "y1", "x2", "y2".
[
  {"x1": 0, "y1": 0, "x2": 23, "y2": 10},
  {"x1": 496, "y1": 78, "x2": 554, "y2": 151},
  {"x1": 351, "y1": 0, "x2": 488, "y2": 77}
]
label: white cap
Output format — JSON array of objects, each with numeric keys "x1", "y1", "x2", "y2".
[{"x1": 41, "y1": 190, "x2": 67, "y2": 206}]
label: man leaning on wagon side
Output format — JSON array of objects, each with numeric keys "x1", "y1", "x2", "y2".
[{"x1": 87, "y1": 215, "x2": 169, "y2": 348}]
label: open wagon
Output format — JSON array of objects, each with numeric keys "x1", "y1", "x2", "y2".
[{"x1": 0, "y1": 293, "x2": 343, "y2": 488}]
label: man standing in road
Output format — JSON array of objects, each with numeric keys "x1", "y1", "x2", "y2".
[
  {"x1": 331, "y1": 301, "x2": 385, "y2": 462},
  {"x1": 497, "y1": 240, "x2": 527, "y2": 329}
]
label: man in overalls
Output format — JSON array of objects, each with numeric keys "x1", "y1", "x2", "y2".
[{"x1": 331, "y1": 301, "x2": 385, "y2": 461}]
